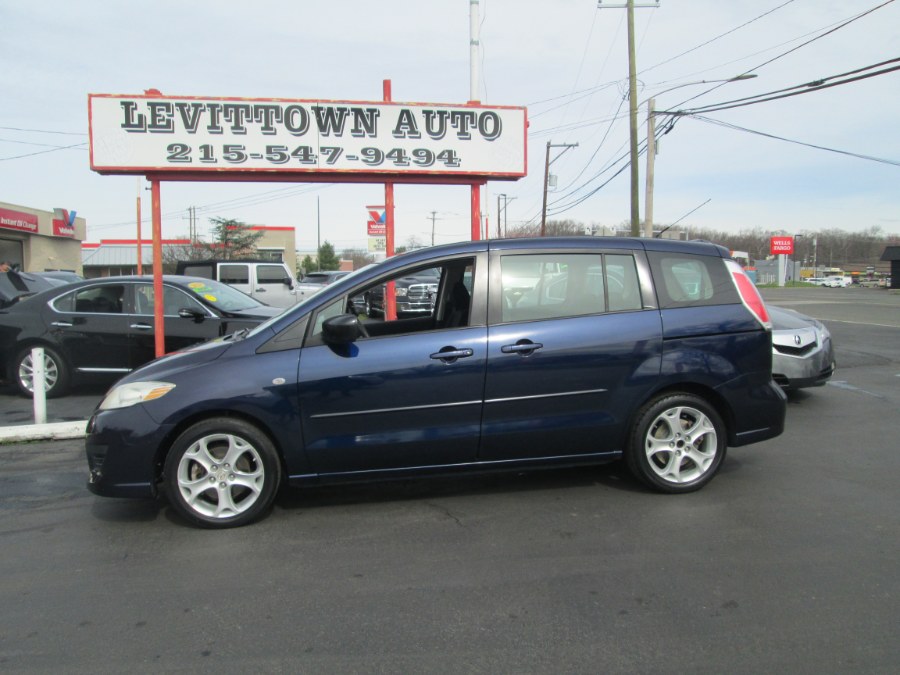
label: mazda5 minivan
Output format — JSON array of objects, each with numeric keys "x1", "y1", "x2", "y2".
[{"x1": 86, "y1": 237, "x2": 786, "y2": 528}]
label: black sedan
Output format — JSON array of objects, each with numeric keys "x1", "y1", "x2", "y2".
[
  {"x1": 0, "y1": 269, "x2": 58, "y2": 308},
  {"x1": 0, "y1": 275, "x2": 283, "y2": 398}
]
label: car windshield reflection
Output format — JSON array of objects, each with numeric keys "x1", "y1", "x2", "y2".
[{"x1": 182, "y1": 278, "x2": 264, "y2": 312}]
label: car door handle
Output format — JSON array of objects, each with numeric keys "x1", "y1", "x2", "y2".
[
  {"x1": 51, "y1": 321, "x2": 74, "y2": 328},
  {"x1": 501, "y1": 340, "x2": 544, "y2": 355},
  {"x1": 429, "y1": 347, "x2": 474, "y2": 363},
  {"x1": 130, "y1": 323, "x2": 153, "y2": 330},
  {"x1": 255, "y1": 287, "x2": 267, "y2": 292}
]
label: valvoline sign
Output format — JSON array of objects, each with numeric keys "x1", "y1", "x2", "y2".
[
  {"x1": 770, "y1": 236, "x2": 794, "y2": 255},
  {"x1": 52, "y1": 208, "x2": 77, "y2": 237}
]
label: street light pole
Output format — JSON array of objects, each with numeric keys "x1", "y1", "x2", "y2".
[{"x1": 644, "y1": 97, "x2": 656, "y2": 238}]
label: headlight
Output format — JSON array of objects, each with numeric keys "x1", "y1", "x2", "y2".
[{"x1": 99, "y1": 381, "x2": 176, "y2": 410}]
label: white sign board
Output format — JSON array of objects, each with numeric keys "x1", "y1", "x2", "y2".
[{"x1": 89, "y1": 94, "x2": 527, "y2": 179}]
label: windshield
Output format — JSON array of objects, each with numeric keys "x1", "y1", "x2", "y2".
[{"x1": 182, "y1": 278, "x2": 263, "y2": 312}]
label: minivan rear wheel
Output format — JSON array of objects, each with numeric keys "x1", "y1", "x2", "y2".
[
  {"x1": 626, "y1": 394, "x2": 726, "y2": 493},
  {"x1": 163, "y1": 418, "x2": 282, "y2": 528}
]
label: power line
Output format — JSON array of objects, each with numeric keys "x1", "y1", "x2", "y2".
[
  {"x1": 663, "y1": 58, "x2": 900, "y2": 116},
  {"x1": 671, "y1": 0, "x2": 897, "y2": 109},
  {"x1": 0, "y1": 125, "x2": 87, "y2": 136},
  {"x1": 0, "y1": 142, "x2": 87, "y2": 161},
  {"x1": 638, "y1": 0, "x2": 798, "y2": 76},
  {"x1": 686, "y1": 116, "x2": 900, "y2": 167}
]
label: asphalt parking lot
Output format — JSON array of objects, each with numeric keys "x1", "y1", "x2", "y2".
[{"x1": 1, "y1": 287, "x2": 898, "y2": 672}]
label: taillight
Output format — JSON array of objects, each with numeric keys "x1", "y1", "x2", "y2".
[{"x1": 726, "y1": 259, "x2": 771, "y2": 329}]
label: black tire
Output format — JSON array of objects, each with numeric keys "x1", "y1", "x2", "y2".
[
  {"x1": 14, "y1": 345, "x2": 70, "y2": 398},
  {"x1": 163, "y1": 418, "x2": 282, "y2": 528},
  {"x1": 626, "y1": 393, "x2": 726, "y2": 493}
]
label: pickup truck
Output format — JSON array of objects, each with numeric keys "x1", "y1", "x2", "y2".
[{"x1": 175, "y1": 259, "x2": 300, "y2": 307}]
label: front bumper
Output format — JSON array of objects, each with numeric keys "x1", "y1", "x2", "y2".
[
  {"x1": 85, "y1": 405, "x2": 172, "y2": 499},
  {"x1": 772, "y1": 330, "x2": 835, "y2": 389}
]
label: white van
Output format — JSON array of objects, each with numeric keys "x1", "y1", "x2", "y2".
[
  {"x1": 176, "y1": 260, "x2": 300, "y2": 307},
  {"x1": 822, "y1": 276, "x2": 852, "y2": 288}
]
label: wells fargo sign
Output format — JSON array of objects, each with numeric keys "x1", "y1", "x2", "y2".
[
  {"x1": 770, "y1": 236, "x2": 794, "y2": 255},
  {"x1": 88, "y1": 94, "x2": 527, "y2": 179}
]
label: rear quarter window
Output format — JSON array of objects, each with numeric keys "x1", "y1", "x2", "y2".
[{"x1": 648, "y1": 252, "x2": 739, "y2": 308}]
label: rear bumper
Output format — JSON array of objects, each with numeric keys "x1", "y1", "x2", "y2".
[{"x1": 722, "y1": 378, "x2": 787, "y2": 448}]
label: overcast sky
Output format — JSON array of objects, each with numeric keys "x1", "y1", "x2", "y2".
[{"x1": 3, "y1": 0, "x2": 899, "y2": 252}]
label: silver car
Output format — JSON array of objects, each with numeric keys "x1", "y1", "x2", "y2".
[
  {"x1": 769, "y1": 306, "x2": 835, "y2": 389},
  {"x1": 294, "y1": 271, "x2": 349, "y2": 302}
]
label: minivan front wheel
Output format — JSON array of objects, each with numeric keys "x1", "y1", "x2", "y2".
[
  {"x1": 626, "y1": 394, "x2": 726, "y2": 493},
  {"x1": 164, "y1": 418, "x2": 282, "y2": 528}
]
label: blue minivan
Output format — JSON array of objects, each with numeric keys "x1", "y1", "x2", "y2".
[{"x1": 86, "y1": 237, "x2": 786, "y2": 528}]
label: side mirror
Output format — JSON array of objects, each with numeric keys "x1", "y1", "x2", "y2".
[
  {"x1": 322, "y1": 313, "x2": 362, "y2": 344},
  {"x1": 178, "y1": 307, "x2": 205, "y2": 323},
  {"x1": 283, "y1": 277, "x2": 293, "y2": 287}
]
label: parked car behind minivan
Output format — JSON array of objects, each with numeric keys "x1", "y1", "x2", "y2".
[{"x1": 86, "y1": 237, "x2": 787, "y2": 528}]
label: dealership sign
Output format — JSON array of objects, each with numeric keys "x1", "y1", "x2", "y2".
[
  {"x1": 770, "y1": 236, "x2": 794, "y2": 255},
  {"x1": 88, "y1": 94, "x2": 527, "y2": 179}
]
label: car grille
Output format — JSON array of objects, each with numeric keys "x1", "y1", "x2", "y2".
[
  {"x1": 407, "y1": 283, "x2": 438, "y2": 301},
  {"x1": 773, "y1": 340, "x2": 818, "y2": 357}
]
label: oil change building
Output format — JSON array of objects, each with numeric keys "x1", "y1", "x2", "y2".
[{"x1": 0, "y1": 201, "x2": 86, "y2": 272}]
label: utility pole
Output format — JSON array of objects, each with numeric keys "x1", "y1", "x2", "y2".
[
  {"x1": 597, "y1": 1, "x2": 660, "y2": 235},
  {"x1": 428, "y1": 210, "x2": 443, "y2": 246},
  {"x1": 541, "y1": 141, "x2": 578, "y2": 236},
  {"x1": 497, "y1": 194, "x2": 517, "y2": 238},
  {"x1": 641, "y1": 74, "x2": 755, "y2": 239}
]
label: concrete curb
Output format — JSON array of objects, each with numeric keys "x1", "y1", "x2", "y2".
[{"x1": 0, "y1": 420, "x2": 88, "y2": 443}]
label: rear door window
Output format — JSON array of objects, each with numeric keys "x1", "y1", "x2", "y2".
[
  {"x1": 500, "y1": 253, "x2": 641, "y2": 322},
  {"x1": 53, "y1": 285, "x2": 125, "y2": 314}
]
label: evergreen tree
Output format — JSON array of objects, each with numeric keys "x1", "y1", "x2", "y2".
[
  {"x1": 205, "y1": 217, "x2": 264, "y2": 259},
  {"x1": 300, "y1": 255, "x2": 317, "y2": 275},
  {"x1": 317, "y1": 241, "x2": 341, "y2": 271}
]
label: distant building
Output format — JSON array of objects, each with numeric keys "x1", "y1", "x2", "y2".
[
  {"x1": 880, "y1": 246, "x2": 900, "y2": 289},
  {"x1": 82, "y1": 225, "x2": 297, "y2": 278},
  {"x1": 0, "y1": 200, "x2": 86, "y2": 272}
]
